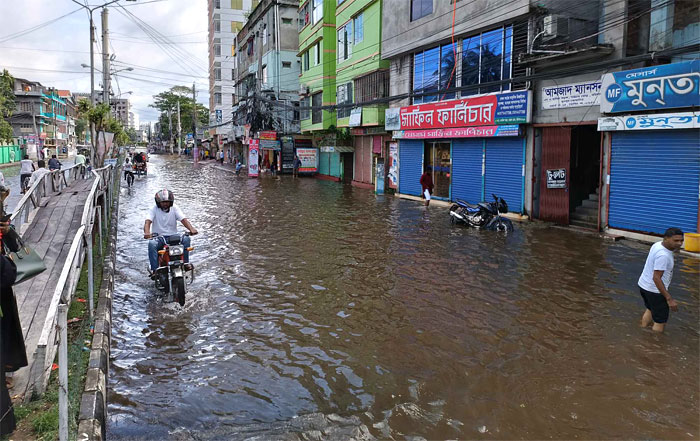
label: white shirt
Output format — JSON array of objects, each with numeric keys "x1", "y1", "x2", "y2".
[
  {"x1": 20, "y1": 159, "x2": 34, "y2": 174},
  {"x1": 29, "y1": 168, "x2": 51, "y2": 187},
  {"x1": 75, "y1": 154, "x2": 86, "y2": 165},
  {"x1": 638, "y1": 241, "x2": 675, "y2": 293},
  {"x1": 147, "y1": 204, "x2": 185, "y2": 237},
  {"x1": 124, "y1": 162, "x2": 133, "y2": 171}
]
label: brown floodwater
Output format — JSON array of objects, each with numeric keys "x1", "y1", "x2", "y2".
[{"x1": 107, "y1": 156, "x2": 699, "y2": 440}]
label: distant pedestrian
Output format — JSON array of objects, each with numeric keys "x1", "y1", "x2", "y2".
[
  {"x1": 219, "y1": 150, "x2": 224, "y2": 164},
  {"x1": 19, "y1": 155, "x2": 35, "y2": 193},
  {"x1": 28, "y1": 160, "x2": 51, "y2": 187},
  {"x1": 638, "y1": 227, "x2": 684, "y2": 333},
  {"x1": 420, "y1": 169, "x2": 434, "y2": 206},
  {"x1": 293, "y1": 155, "x2": 301, "y2": 178},
  {"x1": 9, "y1": 149, "x2": 15, "y2": 163},
  {"x1": 48, "y1": 154, "x2": 61, "y2": 171}
]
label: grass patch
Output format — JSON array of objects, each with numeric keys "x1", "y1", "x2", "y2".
[{"x1": 4, "y1": 206, "x2": 111, "y2": 441}]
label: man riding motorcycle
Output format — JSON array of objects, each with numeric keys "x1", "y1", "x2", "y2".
[{"x1": 143, "y1": 189, "x2": 198, "y2": 276}]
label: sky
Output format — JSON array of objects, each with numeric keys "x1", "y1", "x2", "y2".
[{"x1": 0, "y1": 0, "x2": 210, "y2": 125}]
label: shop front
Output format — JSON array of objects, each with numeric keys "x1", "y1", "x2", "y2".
[
  {"x1": 392, "y1": 91, "x2": 531, "y2": 212},
  {"x1": 598, "y1": 61, "x2": 700, "y2": 235}
]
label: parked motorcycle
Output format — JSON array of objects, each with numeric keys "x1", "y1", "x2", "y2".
[
  {"x1": 449, "y1": 194, "x2": 514, "y2": 232},
  {"x1": 148, "y1": 232, "x2": 194, "y2": 306}
]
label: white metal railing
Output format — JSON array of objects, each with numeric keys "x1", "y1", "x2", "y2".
[
  {"x1": 10, "y1": 163, "x2": 86, "y2": 234},
  {"x1": 29, "y1": 163, "x2": 118, "y2": 401}
]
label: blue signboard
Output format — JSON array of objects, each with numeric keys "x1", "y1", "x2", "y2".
[{"x1": 600, "y1": 60, "x2": 700, "y2": 113}]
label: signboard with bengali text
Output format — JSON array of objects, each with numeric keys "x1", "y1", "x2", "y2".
[
  {"x1": 597, "y1": 111, "x2": 700, "y2": 131},
  {"x1": 600, "y1": 60, "x2": 700, "y2": 113},
  {"x1": 248, "y1": 139, "x2": 259, "y2": 177},
  {"x1": 296, "y1": 147, "x2": 318, "y2": 173},
  {"x1": 397, "y1": 91, "x2": 530, "y2": 131},
  {"x1": 542, "y1": 81, "x2": 602, "y2": 109},
  {"x1": 392, "y1": 125, "x2": 520, "y2": 139}
]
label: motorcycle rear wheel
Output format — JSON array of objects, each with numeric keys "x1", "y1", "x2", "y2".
[{"x1": 173, "y1": 277, "x2": 186, "y2": 306}]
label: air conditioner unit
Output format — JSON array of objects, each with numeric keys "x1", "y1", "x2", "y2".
[
  {"x1": 299, "y1": 84, "x2": 310, "y2": 96},
  {"x1": 543, "y1": 14, "x2": 568, "y2": 40}
]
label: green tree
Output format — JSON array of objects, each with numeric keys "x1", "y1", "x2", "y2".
[
  {"x1": 150, "y1": 86, "x2": 208, "y2": 142},
  {"x1": 75, "y1": 118, "x2": 87, "y2": 143},
  {"x1": 0, "y1": 69, "x2": 16, "y2": 142}
]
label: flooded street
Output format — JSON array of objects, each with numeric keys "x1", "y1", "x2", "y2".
[{"x1": 108, "y1": 156, "x2": 699, "y2": 440}]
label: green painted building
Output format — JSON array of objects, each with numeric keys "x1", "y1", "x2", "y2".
[{"x1": 298, "y1": 0, "x2": 336, "y2": 134}]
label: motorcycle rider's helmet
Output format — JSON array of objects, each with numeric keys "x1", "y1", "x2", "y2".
[{"x1": 154, "y1": 189, "x2": 174, "y2": 212}]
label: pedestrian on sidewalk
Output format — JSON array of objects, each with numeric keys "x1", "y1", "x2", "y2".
[
  {"x1": 638, "y1": 227, "x2": 684, "y2": 333},
  {"x1": 48, "y1": 154, "x2": 61, "y2": 171},
  {"x1": 420, "y1": 169, "x2": 434, "y2": 206},
  {"x1": 0, "y1": 217, "x2": 29, "y2": 436},
  {"x1": 19, "y1": 155, "x2": 35, "y2": 193},
  {"x1": 219, "y1": 150, "x2": 224, "y2": 164}
]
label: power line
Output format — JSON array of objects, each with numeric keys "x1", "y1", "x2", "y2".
[{"x1": 0, "y1": 7, "x2": 83, "y2": 43}]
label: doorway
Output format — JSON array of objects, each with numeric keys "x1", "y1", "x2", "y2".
[
  {"x1": 341, "y1": 152, "x2": 353, "y2": 183},
  {"x1": 424, "y1": 141, "x2": 451, "y2": 198},
  {"x1": 568, "y1": 125, "x2": 600, "y2": 228}
]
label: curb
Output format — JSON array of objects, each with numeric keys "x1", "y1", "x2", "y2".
[{"x1": 77, "y1": 185, "x2": 120, "y2": 441}]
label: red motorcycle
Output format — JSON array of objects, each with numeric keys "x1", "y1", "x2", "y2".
[{"x1": 150, "y1": 232, "x2": 194, "y2": 306}]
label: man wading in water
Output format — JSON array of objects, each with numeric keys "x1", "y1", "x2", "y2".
[{"x1": 638, "y1": 227, "x2": 684, "y2": 332}]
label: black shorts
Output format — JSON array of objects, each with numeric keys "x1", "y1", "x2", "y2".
[{"x1": 639, "y1": 287, "x2": 669, "y2": 323}]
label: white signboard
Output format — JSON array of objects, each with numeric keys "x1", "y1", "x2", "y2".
[
  {"x1": 349, "y1": 107, "x2": 362, "y2": 127},
  {"x1": 542, "y1": 81, "x2": 602, "y2": 109},
  {"x1": 597, "y1": 111, "x2": 700, "y2": 131},
  {"x1": 385, "y1": 107, "x2": 400, "y2": 131}
]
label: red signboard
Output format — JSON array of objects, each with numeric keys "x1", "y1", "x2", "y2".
[
  {"x1": 398, "y1": 91, "x2": 530, "y2": 130},
  {"x1": 259, "y1": 131, "x2": 277, "y2": 140}
]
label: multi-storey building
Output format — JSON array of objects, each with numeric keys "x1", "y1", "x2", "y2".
[
  {"x1": 110, "y1": 98, "x2": 131, "y2": 129},
  {"x1": 56, "y1": 90, "x2": 77, "y2": 151},
  {"x1": 207, "y1": 0, "x2": 256, "y2": 149},
  {"x1": 233, "y1": 0, "x2": 300, "y2": 170},
  {"x1": 382, "y1": 0, "x2": 699, "y2": 238},
  {"x1": 298, "y1": 0, "x2": 337, "y2": 145},
  {"x1": 334, "y1": 0, "x2": 390, "y2": 187}
]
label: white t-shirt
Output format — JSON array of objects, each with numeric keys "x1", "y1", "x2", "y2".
[
  {"x1": 29, "y1": 168, "x2": 51, "y2": 187},
  {"x1": 124, "y1": 162, "x2": 133, "y2": 172},
  {"x1": 638, "y1": 241, "x2": 674, "y2": 293},
  {"x1": 147, "y1": 204, "x2": 185, "y2": 236},
  {"x1": 20, "y1": 159, "x2": 34, "y2": 174}
]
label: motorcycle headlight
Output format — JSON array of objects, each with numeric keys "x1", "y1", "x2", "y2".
[{"x1": 168, "y1": 245, "x2": 184, "y2": 256}]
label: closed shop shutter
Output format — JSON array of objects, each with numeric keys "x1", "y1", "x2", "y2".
[
  {"x1": 451, "y1": 139, "x2": 483, "y2": 203},
  {"x1": 353, "y1": 136, "x2": 373, "y2": 184},
  {"x1": 319, "y1": 151, "x2": 330, "y2": 176},
  {"x1": 484, "y1": 138, "x2": 524, "y2": 213},
  {"x1": 609, "y1": 130, "x2": 699, "y2": 234},
  {"x1": 330, "y1": 152, "x2": 340, "y2": 177},
  {"x1": 399, "y1": 139, "x2": 423, "y2": 196}
]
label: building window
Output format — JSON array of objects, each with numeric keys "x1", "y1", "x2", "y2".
[
  {"x1": 300, "y1": 96, "x2": 310, "y2": 120},
  {"x1": 282, "y1": 61, "x2": 292, "y2": 68},
  {"x1": 337, "y1": 21, "x2": 353, "y2": 62},
  {"x1": 252, "y1": 0, "x2": 259, "y2": 8},
  {"x1": 214, "y1": 44, "x2": 221, "y2": 56},
  {"x1": 214, "y1": 20, "x2": 221, "y2": 32},
  {"x1": 215, "y1": 0, "x2": 220, "y2": 8},
  {"x1": 282, "y1": 17, "x2": 293, "y2": 24},
  {"x1": 232, "y1": 0, "x2": 242, "y2": 8},
  {"x1": 336, "y1": 82, "x2": 353, "y2": 118},
  {"x1": 231, "y1": 21, "x2": 243, "y2": 33},
  {"x1": 462, "y1": 25, "x2": 512, "y2": 96},
  {"x1": 312, "y1": 0, "x2": 323, "y2": 24},
  {"x1": 354, "y1": 13, "x2": 363, "y2": 44},
  {"x1": 412, "y1": 46, "x2": 439, "y2": 103},
  {"x1": 262, "y1": 27, "x2": 268, "y2": 46},
  {"x1": 314, "y1": 41, "x2": 321, "y2": 65},
  {"x1": 214, "y1": 68, "x2": 221, "y2": 80},
  {"x1": 311, "y1": 91, "x2": 322, "y2": 124},
  {"x1": 354, "y1": 70, "x2": 390, "y2": 104},
  {"x1": 411, "y1": 0, "x2": 433, "y2": 21},
  {"x1": 262, "y1": 65, "x2": 268, "y2": 85},
  {"x1": 215, "y1": 93, "x2": 222, "y2": 105},
  {"x1": 303, "y1": 50, "x2": 310, "y2": 71},
  {"x1": 299, "y1": 2, "x2": 309, "y2": 30}
]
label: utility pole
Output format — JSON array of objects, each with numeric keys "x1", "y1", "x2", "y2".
[
  {"x1": 192, "y1": 83, "x2": 198, "y2": 163},
  {"x1": 168, "y1": 108, "x2": 173, "y2": 154},
  {"x1": 177, "y1": 100, "x2": 182, "y2": 155},
  {"x1": 102, "y1": 8, "x2": 110, "y2": 107}
]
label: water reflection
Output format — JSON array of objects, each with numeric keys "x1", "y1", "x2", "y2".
[{"x1": 108, "y1": 157, "x2": 699, "y2": 440}]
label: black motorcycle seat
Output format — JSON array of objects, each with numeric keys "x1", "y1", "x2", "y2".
[{"x1": 455, "y1": 199, "x2": 480, "y2": 209}]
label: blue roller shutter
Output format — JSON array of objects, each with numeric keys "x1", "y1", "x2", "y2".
[
  {"x1": 319, "y1": 152, "x2": 330, "y2": 176},
  {"x1": 484, "y1": 138, "x2": 524, "y2": 212},
  {"x1": 451, "y1": 139, "x2": 483, "y2": 203},
  {"x1": 329, "y1": 152, "x2": 341, "y2": 178},
  {"x1": 399, "y1": 140, "x2": 423, "y2": 196},
  {"x1": 609, "y1": 130, "x2": 699, "y2": 234}
]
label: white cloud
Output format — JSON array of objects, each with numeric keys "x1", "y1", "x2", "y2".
[{"x1": 0, "y1": 0, "x2": 210, "y2": 123}]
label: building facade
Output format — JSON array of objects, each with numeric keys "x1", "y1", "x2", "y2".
[
  {"x1": 208, "y1": 0, "x2": 256, "y2": 147},
  {"x1": 381, "y1": 0, "x2": 699, "y2": 238}
]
